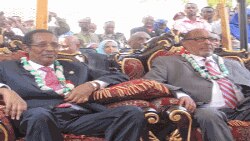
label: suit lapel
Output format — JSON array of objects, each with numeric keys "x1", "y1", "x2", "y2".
[
  {"x1": 19, "y1": 63, "x2": 40, "y2": 89},
  {"x1": 179, "y1": 56, "x2": 210, "y2": 81},
  {"x1": 179, "y1": 57, "x2": 203, "y2": 78},
  {"x1": 60, "y1": 61, "x2": 81, "y2": 85}
]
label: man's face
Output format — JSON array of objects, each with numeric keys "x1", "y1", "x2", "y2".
[
  {"x1": 104, "y1": 22, "x2": 115, "y2": 34},
  {"x1": 184, "y1": 3, "x2": 198, "y2": 17},
  {"x1": 26, "y1": 32, "x2": 59, "y2": 66},
  {"x1": 78, "y1": 19, "x2": 91, "y2": 31},
  {"x1": 64, "y1": 36, "x2": 80, "y2": 52},
  {"x1": 201, "y1": 7, "x2": 215, "y2": 20},
  {"x1": 143, "y1": 16, "x2": 154, "y2": 28},
  {"x1": 129, "y1": 33, "x2": 150, "y2": 50},
  {"x1": 182, "y1": 29, "x2": 215, "y2": 57}
]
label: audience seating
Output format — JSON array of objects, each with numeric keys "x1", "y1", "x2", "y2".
[{"x1": 1, "y1": 32, "x2": 250, "y2": 141}]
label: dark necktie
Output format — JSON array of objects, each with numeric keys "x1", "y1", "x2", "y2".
[
  {"x1": 40, "y1": 67, "x2": 62, "y2": 91},
  {"x1": 205, "y1": 60, "x2": 237, "y2": 109}
]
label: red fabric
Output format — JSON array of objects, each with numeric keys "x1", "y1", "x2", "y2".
[
  {"x1": 121, "y1": 58, "x2": 145, "y2": 79},
  {"x1": 90, "y1": 79, "x2": 171, "y2": 104},
  {"x1": 205, "y1": 60, "x2": 237, "y2": 108},
  {"x1": 107, "y1": 100, "x2": 156, "y2": 109},
  {"x1": 40, "y1": 67, "x2": 62, "y2": 91}
]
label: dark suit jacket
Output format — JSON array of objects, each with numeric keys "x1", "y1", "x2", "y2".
[
  {"x1": 79, "y1": 49, "x2": 121, "y2": 72},
  {"x1": 144, "y1": 55, "x2": 250, "y2": 104},
  {"x1": 0, "y1": 60, "x2": 129, "y2": 109}
]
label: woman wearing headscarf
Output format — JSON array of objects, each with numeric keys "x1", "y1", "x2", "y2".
[
  {"x1": 96, "y1": 39, "x2": 119, "y2": 55},
  {"x1": 230, "y1": 9, "x2": 250, "y2": 50}
]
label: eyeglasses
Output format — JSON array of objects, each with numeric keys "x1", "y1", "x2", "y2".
[
  {"x1": 29, "y1": 42, "x2": 61, "y2": 49},
  {"x1": 184, "y1": 37, "x2": 219, "y2": 42}
]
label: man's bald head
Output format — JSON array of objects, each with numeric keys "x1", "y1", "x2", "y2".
[
  {"x1": 128, "y1": 32, "x2": 151, "y2": 50},
  {"x1": 182, "y1": 29, "x2": 215, "y2": 57}
]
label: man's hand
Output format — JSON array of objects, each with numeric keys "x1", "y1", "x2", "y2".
[
  {"x1": 178, "y1": 96, "x2": 196, "y2": 113},
  {"x1": 64, "y1": 82, "x2": 95, "y2": 104},
  {"x1": 0, "y1": 88, "x2": 27, "y2": 120}
]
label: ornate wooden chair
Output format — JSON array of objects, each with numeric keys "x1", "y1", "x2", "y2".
[
  {"x1": 2, "y1": 32, "x2": 249, "y2": 141},
  {"x1": 115, "y1": 33, "x2": 250, "y2": 141}
]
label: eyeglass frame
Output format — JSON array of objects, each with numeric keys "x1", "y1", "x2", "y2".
[
  {"x1": 183, "y1": 37, "x2": 219, "y2": 42},
  {"x1": 29, "y1": 41, "x2": 61, "y2": 49}
]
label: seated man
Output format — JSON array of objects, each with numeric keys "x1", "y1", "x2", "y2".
[
  {"x1": 144, "y1": 28, "x2": 250, "y2": 141},
  {"x1": 0, "y1": 29, "x2": 146, "y2": 141},
  {"x1": 120, "y1": 31, "x2": 150, "y2": 54}
]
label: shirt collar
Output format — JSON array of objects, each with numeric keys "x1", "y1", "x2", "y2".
[
  {"x1": 28, "y1": 60, "x2": 54, "y2": 70},
  {"x1": 190, "y1": 54, "x2": 215, "y2": 63}
]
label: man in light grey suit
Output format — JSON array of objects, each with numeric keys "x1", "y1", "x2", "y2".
[{"x1": 144, "y1": 28, "x2": 250, "y2": 141}]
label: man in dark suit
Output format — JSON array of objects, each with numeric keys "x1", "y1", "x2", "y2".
[
  {"x1": 0, "y1": 29, "x2": 146, "y2": 141},
  {"x1": 144, "y1": 28, "x2": 250, "y2": 141},
  {"x1": 130, "y1": 15, "x2": 161, "y2": 38}
]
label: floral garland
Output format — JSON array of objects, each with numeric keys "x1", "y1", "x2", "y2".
[
  {"x1": 20, "y1": 57, "x2": 74, "y2": 95},
  {"x1": 181, "y1": 54, "x2": 229, "y2": 80}
]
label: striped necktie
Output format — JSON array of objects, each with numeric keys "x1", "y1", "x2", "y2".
[{"x1": 205, "y1": 60, "x2": 237, "y2": 109}]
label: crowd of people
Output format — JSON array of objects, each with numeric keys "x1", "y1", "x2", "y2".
[
  {"x1": 0, "y1": 2, "x2": 245, "y2": 56},
  {"x1": 0, "y1": 2, "x2": 250, "y2": 141}
]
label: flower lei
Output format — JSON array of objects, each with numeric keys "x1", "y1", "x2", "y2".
[
  {"x1": 20, "y1": 57, "x2": 74, "y2": 95},
  {"x1": 181, "y1": 53, "x2": 229, "y2": 80}
]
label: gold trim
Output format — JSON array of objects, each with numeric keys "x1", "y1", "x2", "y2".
[
  {"x1": 168, "y1": 46, "x2": 183, "y2": 54},
  {"x1": 147, "y1": 49, "x2": 165, "y2": 70},
  {"x1": 168, "y1": 109, "x2": 192, "y2": 141},
  {"x1": 0, "y1": 47, "x2": 12, "y2": 54},
  {"x1": 144, "y1": 112, "x2": 159, "y2": 124},
  {"x1": 9, "y1": 40, "x2": 22, "y2": 48},
  {"x1": 156, "y1": 40, "x2": 171, "y2": 48},
  {"x1": 149, "y1": 131, "x2": 160, "y2": 141},
  {"x1": 56, "y1": 58, "x2": 73, "y2": 62},
  {"x1": 168, "y1": 129, "x2": 182, "y2": 141},
  {"x1": 58, "y1": 52, "x2": 80, "y2": 56},
  {"x1": 242, "y1": 57, "x2": 250, "y2": 63},
  {"x1": 0, "y1": 124, "x2": 8, "y2": 141},
  {"x1": 223, "y1": 56, "x2": 244, "y2": 63},
  {"x1": 222, "y1": 48, "x2": 245, "y2": 53}
]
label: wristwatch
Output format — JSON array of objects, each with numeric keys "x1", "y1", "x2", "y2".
[{"x1": 89, "y1": 81, "x2": 100, "y2": 91}]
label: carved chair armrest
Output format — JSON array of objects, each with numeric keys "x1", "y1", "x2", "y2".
[
  {"x1": 0, "y1": 105, "x2": 15, "y2": 141},
  {"x1": 160, "y1": 105, "x2": 192, "y2": 141}
]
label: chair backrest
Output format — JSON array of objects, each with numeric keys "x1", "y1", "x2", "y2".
[
  {"x1": 57, "y1": 51, "x2": 87, "y2": 62},
  {"x1": 120, "y1": 58, "x2": 145, "y2": 79},
  {"x1": 117, "y1": 32, "x2": 183, "y2": 79},
  {"x1": 147, "y1": 49, "x2": 174, "y2": 70}
]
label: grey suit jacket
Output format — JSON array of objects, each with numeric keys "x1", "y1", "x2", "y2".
[{"x1": 143, "y1": 55, "x2": 250, "y2": 104}]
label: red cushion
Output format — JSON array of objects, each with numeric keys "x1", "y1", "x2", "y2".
[
  {"x1": 89, "y1": 79, "x2": 171, "y2": 104},
  {"x1": 121, "y1": 58, "x2": 145, "y2": 80}
]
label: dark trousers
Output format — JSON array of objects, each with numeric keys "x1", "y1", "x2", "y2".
[{"x1": 12, "y1": 105, "x2": 146, "y2": 141}]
